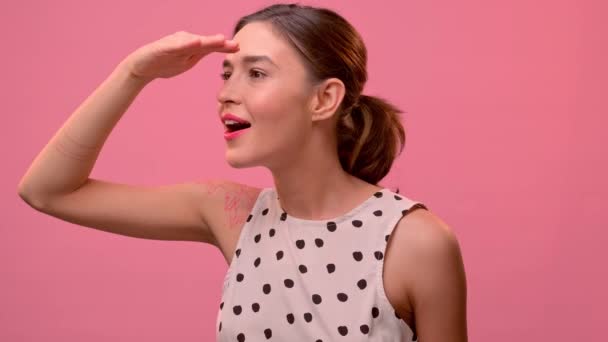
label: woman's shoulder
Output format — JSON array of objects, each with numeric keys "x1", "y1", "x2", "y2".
[
  {"x1": 194, "y1": 178, "x2": 265, "y2": 237},
  {"x1": 389, "y1": 207, "x2": 467, "y2": 340}
]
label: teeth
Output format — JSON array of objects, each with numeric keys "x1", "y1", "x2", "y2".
[{"x1": 224, "y1": 119, "x2": 251, "y2": 132}]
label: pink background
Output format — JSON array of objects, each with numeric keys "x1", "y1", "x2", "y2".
[{"x1": 2, "y1": 0, "x2": 606, "y2": 340}]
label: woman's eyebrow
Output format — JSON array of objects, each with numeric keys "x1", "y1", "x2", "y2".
[{"x1": 222, "y1": 55, "x2": 279, "y2": 69}]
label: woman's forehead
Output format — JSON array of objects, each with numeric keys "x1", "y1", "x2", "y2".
[
  {"x1": 233, "y1": 21, "x2": 279, "y2": 46},
  {"x1": 227, "y1": 22, "x2": 294, "y2": 67}
]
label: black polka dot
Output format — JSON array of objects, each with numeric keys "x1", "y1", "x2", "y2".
[
  {"x1": 218, "y1": 321, "x2": 222, "y2": 331},
  {"x1": 373, "y1": 210, "x2": 383, "y2": 216},
  {"x1": 246, "y1": 214, "x2": 252, "y2": 222},
  {"x1": 385, "y1": 234, "x2": 390, "y2": 242},
  {"x1": 262, "y1": 208, "x2": 269, "y2": 215},
  {"x1": 264, "y1": 328, "x2": 272, "y2": 338},
  {"x1": 374, "y1": 191, "x2": 383, "y2": 198},
  {"x1": 254, "y1": 233, "x2": 261, "y2": 243},
  {"x1": 353, "y1": 251, "x2": 363, "y2": 261},
  {"x1": 263, "y1": 283, "x2": 271, "y2": 294},
  {"x1": 338, "y1": 326, "x2": 349, "y2": 336},
  {"x1": 337, "y1": 292, "x2": 348, "y2": 302},
  {"x1": 284, "y1": 279, "x2": 294, "y2": 288},
  {"x1": 254, "y1": 257, "x2": 261, "y2": 267},
  {"x1": 327, "y1": 221, "x2": 337, "y2": 232},
  {"x1": 237, "y1": 333, "x2": 245, "y2": 342},
  {"x1": 374, "y1": 251, "x2": 384, "y2": 260},
  {"x1": 235, "y1": 248, "x2": 241, "y2": 257},
  {"x1": 298, "y1": 264, "x2": 308, "y2": 273},
  {"x1": 233, "y1": 305, "x2": 242, "y2": 315},
  {"x1": 280, "y1": 212, "x2": 287, "y2": 221},
  {"x1": 296, "y1": 239, "x2": 305, "y2": 249},
  {"x1": 312, "y1": 294, "x2": 322, "y2": 304},
  {"x1": 371, "y1": 307, "x2": 379, "y2": 318},
  {"x1": 269, "y1": 228, "x2": 275, "y2": 237},
  {"x1": 360, "y1": 324, "x2": 370, "y2": 334},
  {"x1": 304, "y1": 312, "x2": 313, "y2": 322},
  {"x1": 315, "y1": 238, "x2": 324, "y2": 247},
  {"x1": 352, "y1": 220, "x2": 363, "y2": 227},
  {"x1": 252, "y1": 302, "x2": 260, "y2": 312},
  {"x1": 220, "y1": 301, "x2": 224, "y2": 309},
  {"x1": 326, "y1": 263, "x2": 336, "y2": 273},
  {"x1": 357, "y1": 279, "x2": 367, "y2": 289},
  {"x1": 236, "y1": 273, "x2": 244, "y2": 282},
  {"x1": 276, "y1": 250, "x2": 284, "y2": 260},
  {"x1": 286, "y1": 313, "x2": 295, "y2": 324},
  {"x1": 394, "y1": 195, "x2": 403, "y2": 200}
]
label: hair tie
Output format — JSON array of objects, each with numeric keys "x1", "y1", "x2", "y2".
[
  {"x1": 351, "y1": 95, "x2": 363, "y2": 110},
  {"x1": 344, "y1": 95, "x2": 363, "y2": 116}
]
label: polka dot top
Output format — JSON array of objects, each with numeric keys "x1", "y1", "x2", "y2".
[{"x1": 216, "y1": 187, "x2": 428, "y2": 341}]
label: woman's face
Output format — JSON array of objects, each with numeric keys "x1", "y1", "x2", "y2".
[{"x1": 217, "y1": 21, "x2": 317, "y2": 170}]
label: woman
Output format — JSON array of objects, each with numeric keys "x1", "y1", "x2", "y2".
[{"x1": 18, "y1": 3, "x2": 467, "y2": 341}]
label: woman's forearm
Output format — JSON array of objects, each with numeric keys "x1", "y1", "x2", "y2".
[{"x1": 18, "y1": 59, "x2": 149, "y2": 203}]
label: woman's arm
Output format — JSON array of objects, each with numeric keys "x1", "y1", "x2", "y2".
[
  {"x1": 18, "y1": 60, "x2": 148, "y2": 204},
  {"x1": 17, "y1": 32, "x2": 240, "y2": 243},
  {"x1": 393, "y1": 209, "x2": 468, "y2": 342}
]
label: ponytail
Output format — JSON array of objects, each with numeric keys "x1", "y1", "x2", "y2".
[{"x1": 336, "y1": 94, "x2": 406, "y2": 185}]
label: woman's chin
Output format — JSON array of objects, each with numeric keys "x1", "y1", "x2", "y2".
[{"x1": 225, "y1": 153, "x2": 253, "y2": 169}]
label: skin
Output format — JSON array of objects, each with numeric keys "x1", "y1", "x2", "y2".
[
  {"x1": 216, "y1": 21, "x2": 468, "y2": 341},
  {"x1": 201, "y1": 179, "x2": 260, "y2": 229}
]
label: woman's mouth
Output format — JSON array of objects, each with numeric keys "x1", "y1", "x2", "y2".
[
  {"x1": 222, "y1": 116, "x2": 252, "y2": 141},
  {"x1": 224, "y1": 120, "x2": 251, "y2": 132},
  {"x1": 224, "y1": 125, "x2": 251, "y2": 141}
]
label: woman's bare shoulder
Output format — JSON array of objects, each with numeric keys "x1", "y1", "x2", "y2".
[{"x1": 390, "y1": 208, "x2": 467, "y2": 340}]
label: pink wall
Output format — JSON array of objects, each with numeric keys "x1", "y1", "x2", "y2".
[{"x1": 2, "y1": 0, "x2": 605, "y2": 340}]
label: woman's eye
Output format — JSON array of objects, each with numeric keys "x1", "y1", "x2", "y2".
[
  {"x1": 220, "y1": 70, "x2": 265, "y2": 81},
  {"x1": 249, "y1": 69, "x2": 265, "y2": 79}
]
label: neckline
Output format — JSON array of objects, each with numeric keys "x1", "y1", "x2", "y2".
[{"x1": 272, "y1": 187, "x2": 389, "y2": 225}]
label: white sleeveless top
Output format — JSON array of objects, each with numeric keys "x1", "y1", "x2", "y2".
[{"x1": 216, "y1": 187, "x2": 427, "y2": 341}]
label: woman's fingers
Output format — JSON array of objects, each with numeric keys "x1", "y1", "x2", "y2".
[
  {"x1": 171, "y1": 34, "x2": 238, "y2": 56},
  {"x1": 124, "y1": 31, "x2": 239, "y2": 81},
  {"x1": 215, "y1": 41, "x2": 240, "y2": 53}
]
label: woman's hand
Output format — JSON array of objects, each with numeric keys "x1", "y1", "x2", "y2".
[{"x1": 121, "y1": 31, "x2": 239, "y2": 83}]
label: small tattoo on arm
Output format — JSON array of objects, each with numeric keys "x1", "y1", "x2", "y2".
[
  {"x1": 224, "y1": 185, "x2": 257, "y2": 228},
  {"x1": 201, "y1": 180, "x2": 258, "y2": 229}
]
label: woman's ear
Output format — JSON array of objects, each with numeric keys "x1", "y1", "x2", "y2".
[{"x1": 309, "y1": 78, "x2": 345, "y2": 122}]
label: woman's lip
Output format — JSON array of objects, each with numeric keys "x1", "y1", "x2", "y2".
[
  {"x1": 224, "y1": 127, "x2": 250, "y2": 140},
  {"x1": 222, "y1": 113, "x2": 250, "y2": 124}
]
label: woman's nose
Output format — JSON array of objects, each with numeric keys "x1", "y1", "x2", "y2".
[{"x1": 216, "y1": 79, "x2": 240, "y2": 105}]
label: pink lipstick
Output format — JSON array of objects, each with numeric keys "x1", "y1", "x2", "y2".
[{"x1": 224, "y1": 127, "x2": 250, "y2": 140}]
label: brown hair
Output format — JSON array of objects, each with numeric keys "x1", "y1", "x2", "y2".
[{"x1": 233, "y1": 3, "x2": 407, "y2": 186}]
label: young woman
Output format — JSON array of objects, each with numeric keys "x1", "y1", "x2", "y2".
[{"x1": 18, "y1": 3, "x2": 467, "y2": 341}]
